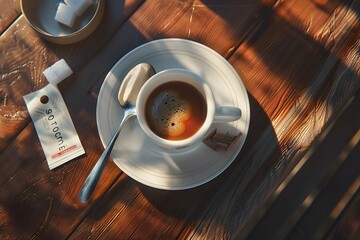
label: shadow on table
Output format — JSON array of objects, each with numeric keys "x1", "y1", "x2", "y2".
[
  {"x1": 39, "y1": 0, "x2": 357, "y2": 237},
  {"x1": 2, "y1": 0, "x2": 356, "y2": 238},
  {"x1": 132, "y1": 0, "x2": 359, "y2": 237},
  {"x1": 37, "y1": 0, "x2": 358, "y2": 237},
  {"x1": 190, "y1": 0, "x2": 360, "y2": 237},
  {"x1": 137, "y1": 92, "x2": 280, "y2": 227},
  {"x1": 84, "y1": 22, "x2": 280, "y2": 226}
]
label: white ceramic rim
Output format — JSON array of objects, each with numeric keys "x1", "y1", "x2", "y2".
[{"x1": 136, "y1": 68, "x2": 216, "y2": 150}]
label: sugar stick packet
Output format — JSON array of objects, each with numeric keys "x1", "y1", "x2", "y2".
[{"x1": 23, "y1": 83, "x2": 85, "y2": 169}]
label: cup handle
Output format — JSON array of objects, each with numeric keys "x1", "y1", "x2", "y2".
[{"x1": 213, "y1": 106, "x2": 241, "y2": 123}]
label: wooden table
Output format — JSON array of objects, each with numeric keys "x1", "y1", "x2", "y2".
[{"x1": 0, "y1": 0, "x2": 359, "y2": 239}]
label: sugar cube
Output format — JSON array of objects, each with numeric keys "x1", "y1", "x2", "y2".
[
  {"x1": 55, "y1": 3, "x2": 77, "y2": 28},
  {"x1": 65, "y1": 0, "x2": 93, "y2": 16},
  {"x1": 51, "y1": 59, "x2": 73, "y2": 80},
  {"x1": 43, "y1": 68, "x2": 60, "y2": 85},
  {"x1": 43, "y1": 59, "x2": 73, "y2": 85}
]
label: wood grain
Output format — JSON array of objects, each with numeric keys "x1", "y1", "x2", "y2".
[
  {"x1": 67, "y1": 0, "x2": 279, "y2": 239},
  {"x1": 288, "y1": 142, "x2": 360, "y2": 239},
  {"x1": 326, "y1": 189, "x2": 360, "y2": 240},
  {"x1": 68, "y1": 0, "x2": 359, "y2": 239},
  {"x1": 179, "y1": 0, "x2": 360, "y2": 238},
  {"x1": 0, "y1": 17, "x2": 58, "y2": 152},
  {"x1": 0, "y1": 0, "x2": 145, "y2": 152},
  {"x1": 243, "y1": 95, "x2": 360, "y2": 239},
  {"x1": 0, "y1": 0, "x2": 20, "y2": 34},
  {"x1": 0, "y1": 0, "x2": 145, "y2": 238},
  {"x1": 128, "y1": 0, "x2": 277, "y2": 56},
  {"x1": 0, "y1": 0, "x2": 358, "y2": 239}
]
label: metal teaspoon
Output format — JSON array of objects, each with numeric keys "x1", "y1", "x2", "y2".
[{"x1": 78, "y1": 63, "x2": 155, "y2": 203}]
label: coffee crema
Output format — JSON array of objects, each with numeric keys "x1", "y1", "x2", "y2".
[{"x1": 145, "y1": 81, "x2": 207, "y2": 140}]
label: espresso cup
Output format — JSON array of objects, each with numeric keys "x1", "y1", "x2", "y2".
[{"x1": 136, "y1": 68, "x2": 241, "y2": 150}]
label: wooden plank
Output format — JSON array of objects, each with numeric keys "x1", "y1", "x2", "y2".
[
  {"x1": 0, "y1": 17, "x2": 59, "y2": 152},
  {"x1": 0, "y1": 0, "x2": 145, "y2": 238},
  {"x1": 0, "y1": 0, "x2": 20, "y2": 34},
  {"x1": 0, "y1": 0, "x2": 358, "y2": 239},
  {"x1": 179, "y1": 0, "x2": 360, "y2": 238},
  {"x1": 0, "y1": 0, "x2": 145, "y2": 152},
  {"x1": 289, "y1": 142, "x2": 360, "y2": 239},
  {"x1": 69, "y1": 0, "x2": 359, "y2": 239},
  {"x1": 66, "y1": 0, "x2": 279, "y2": 239},
  {"x1": 69, "y1": 177, "x2": 215, "y2": 239},
  {"x1": 242, "y1": 95, "x2": 360, "y2": 239},
  {"x1": 0, "y1": 69, "x2": 126, "y2": 238},
  {"x1": 325, "y1": 190, "x2": 360, "y2": 240},
  {"x1": 0, "y1": 124, "x2": 120, "y2": 239}
]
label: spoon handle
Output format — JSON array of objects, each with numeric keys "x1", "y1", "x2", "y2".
[{"x1": 78, "y1": 110, "x2": 135, "y2": 203}]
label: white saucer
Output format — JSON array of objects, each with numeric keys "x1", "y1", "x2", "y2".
[{"x1": 96, "y1": 38, "x2": 250, "y2": 190}]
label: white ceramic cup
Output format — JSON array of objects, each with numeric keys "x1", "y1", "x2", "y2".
[{"x1": 136, "y1": 68, "x2": 241, "y2": 150}]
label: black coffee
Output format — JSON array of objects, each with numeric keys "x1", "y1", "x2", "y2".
[{"x1": 145, "y1": 81, "x2": 207, "y2": 140}]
